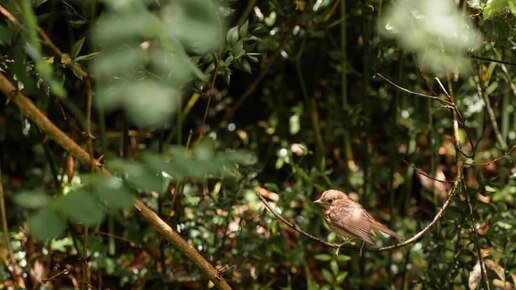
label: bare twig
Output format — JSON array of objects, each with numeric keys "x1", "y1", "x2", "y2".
[
  {"x1": 402, "y1": 160, "x2": 454, "y2": 184},
  {"x1": 434, "y1": 77, "x2": 475, "y2": 159},
  {"x1": 199, "y1": 9, "x2": 224, "y2": 139},
  {"x1": 464, "y1": 145, "x2": 516, "y2": 167},
  {"x1": 474, "y1": 65, "x2": 509, "y2": 151},
  {"x1": 375, "y1": 73, "x2": 455, "y2": 107},
  {"x1": 470, "y1": 54, "x2": 516, "y2": 67}
]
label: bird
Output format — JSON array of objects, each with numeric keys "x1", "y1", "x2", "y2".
[{"x1": 313, "y1": 189, "x2": 401, "y2": 246}]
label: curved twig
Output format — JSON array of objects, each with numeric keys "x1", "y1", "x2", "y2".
[{"x1": 402, "y1": 160, "x2": 454, "y2": 184}]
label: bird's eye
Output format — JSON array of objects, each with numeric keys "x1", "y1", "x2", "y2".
[{"x1": 327, "y1": 198, "x2": 333, "y2": 203}]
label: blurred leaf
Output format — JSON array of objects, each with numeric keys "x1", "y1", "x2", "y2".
[
  {"x1": 97, "y1": 80, "x2": 180, "y2": 127},
  {"x1": 484, "y1": 0, "x2": 510, "y2": 19},
  {"x1": 163, "y1": 0, "x2": 220, "y2": 54},
  {"x1": 91, "y1": 175, "x2": 135, "y2": 209},
  {"x1": 110, "y1": 159, "x2": 163, "y2": 193},
  {"x1": 194, "y1": 138, "x2": 216, "y2": 160},
  {"x1": 29, "y1": 209, "x2": 65, "y2": 240},
  {"x1": 240, "y1": 20, "x2": 249, "y2": 36},
  {"x1": 330, "y1": 260, "x2": 339, "y2": 276},
  {"x1": 13, "y1": 190, "x2": 49, "y2": 209},
  {"x1": 314, "y1": 253, "x2": 332, "y2": 261},
  {"x1": 93, "y1": 12, "x2": 160, "y2": 45},
  {"x1": 381, "y1": 0, "x2": 481, "y2": 74},
  {"x1": 56, "y1": 190, "x2": 105, "y2": 226},
  {"x1": 322, "y1": 268, "x2": 334, "y2": 283}
]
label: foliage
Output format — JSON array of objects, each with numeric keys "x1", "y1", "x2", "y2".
[{"x1": 0, "y1": 0, "x2": 514, "y2": 289}]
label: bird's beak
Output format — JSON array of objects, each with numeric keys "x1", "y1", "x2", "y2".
[{"x1": 313, "y1": 199, "x2": 322, "y2": 204}]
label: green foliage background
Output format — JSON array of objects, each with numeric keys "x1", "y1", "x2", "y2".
[{"x1": 0, "y1": 0, "x2": 514, "y2": 289}]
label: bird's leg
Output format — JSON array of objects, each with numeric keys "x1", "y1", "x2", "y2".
[{"x1": 359, "y1": 241, "x2": 365, "y2": 257}]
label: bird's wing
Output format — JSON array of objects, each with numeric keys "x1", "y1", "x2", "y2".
[{"x1": 331, "y1": 205, "x2": 374, "y2": 244}]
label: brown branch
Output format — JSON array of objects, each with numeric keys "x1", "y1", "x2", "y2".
[
  {"x1": 0, "y1": 73, "x2": 232, "y2": 290},
  {"x1": 464, "y1": 145, "x2": 516, "y2": 167}
]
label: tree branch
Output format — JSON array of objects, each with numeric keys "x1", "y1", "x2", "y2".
[{"x1": 0, "y1": 73, "x2": 232, "y2": 290}]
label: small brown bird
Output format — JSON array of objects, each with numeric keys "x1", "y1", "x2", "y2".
[{"x1": 314, "y1": 189, "x2": 401, "y2": 245}]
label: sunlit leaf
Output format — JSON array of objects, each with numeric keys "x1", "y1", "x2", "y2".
[{"x1": 381, "y1": 0, "x2": 481, "y2": 74}]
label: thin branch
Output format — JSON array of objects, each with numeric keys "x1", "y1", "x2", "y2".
[
  {"x1": 475, "y1": 64, "x2": 509, "y2": 151},
  {"x1": 199, "y1": 9, "x2": 224, "y2": 140},
  {"x1": 464, "y1": 145, "x2": 516, "y2": 167},
  {"x1": 464, "y1": 184, "x2": 491, "y2": 290},
  {"x1": 375, "y1": 73, "x2": 454, "y2": 107},
  {"x1": 402, "y1": 160, "x2": 454, "y2": 184},
  {"x1": 493, "y1": 48, "x2": 516, "y2": 98},
  {"x1": 470, "y1": 54, "x2": 516, "y2": 67},
  {"x1": 0, "y1": 73, "x2": 232, "y2": 290},
  {"x1": 435, "y1": 77, "x2": 475, "y2": 159}
]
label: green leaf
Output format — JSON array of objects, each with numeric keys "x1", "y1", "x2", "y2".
[
  {"x1": 239, "y1": 20, "x2": 249, "y2": 36},
  {"x1": 74, "y1": 52, "x2": 100, "y2": 62},
  {"x1": 29, "y1": 209, "x2": 65, "y2": 240},
  {"x1": 484, "y1": 0, "x2": 509, "y2": 19},
  {"x1": 92, "y1": 175, "x2": 135, "y2": 209},
  {"x1": 56, "y1": 190, "x2": 105, "y2": 226},
  {"x1": 330, "y1": 260, "x2": 339, "y2": 276},
  {"x1": 509, "y1": 0, "x2": 516, "y2": 14},
  {"x1": 110, "y1": 159, "x2": 163, "y2": 192},
  {"x1": 226, "y1": 26, "x2": 239, "y2": 46},
  {"x1": 336, "y1": 272, "x2": 348, "y2": 283},
  {"x1": 71, "y1": 36, "x2": 86, "y2": 59},
  {"x1": 13, "y1": 190, "x2": 49, "y2": 209},
  {"x1": 240, "y1": 59, "x2": 252, "y2": 74},
  {"x1": 163, "y1": 0, "x2": 220, "y2": 54},
  {"x1": 321, "y1": 268, "x2": 334, "y2": 283},
  {"x1": 194, "y1": 138, "x2": 216, "y2": 161},
  {"x1": 314, "y1": 253, "x2": 332, "y2": 261}
]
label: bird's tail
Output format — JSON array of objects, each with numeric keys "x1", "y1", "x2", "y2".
[{"x1": 372, "y1": 220, "x2": 402, "y2": 241}]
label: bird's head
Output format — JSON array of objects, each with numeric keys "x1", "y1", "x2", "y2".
[{"x1": 313, "y1": 190, "x2": 347, "y2": 208}]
